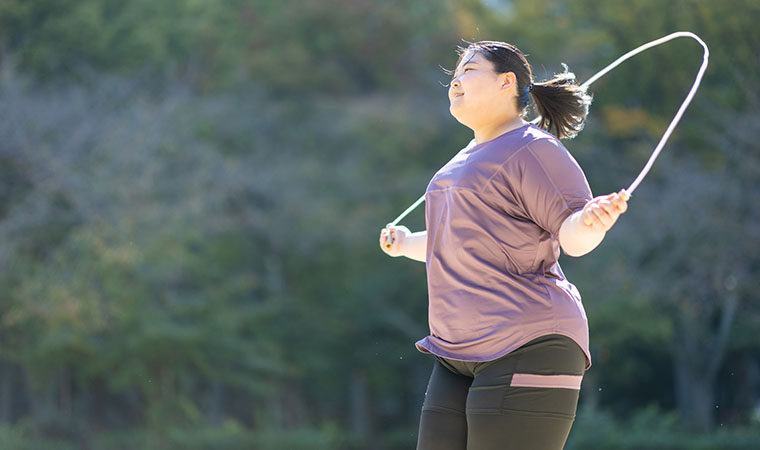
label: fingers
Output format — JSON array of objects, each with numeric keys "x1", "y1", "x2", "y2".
[
  {"x1": 379, "y1": 225, "x2": 404, "y2": 256},
  {"x1": 584, "y1": 202, "x2": 615, "y2": 230},
  {"x1": 379, "y1": 228, "x2": 391, "y2": 249},
  {"x1": 582, "y1": 190, "x2": 630, "y2": 230},
  {"x1": 386, "y1": 228, "x2": 395, "y2": 249},
  {"x1": 612, "y1": 190, "x2": 629, "y2": 213}
]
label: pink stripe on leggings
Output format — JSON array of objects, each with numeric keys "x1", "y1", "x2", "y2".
[{"x1": 510, "y1": 373, "x2": 583, "y2": 390}]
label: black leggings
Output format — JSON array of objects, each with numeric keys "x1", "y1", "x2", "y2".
[{"x1": 416, "y1": 335, "x2": 586, "y2": 450}]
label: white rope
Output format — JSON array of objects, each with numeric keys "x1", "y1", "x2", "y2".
[
  {"x1": 607, "y1": 32, "x2": 709, "y2": 195},
  {"x1": 387, "y1": 31, "x2": 709, "y2": 228}
]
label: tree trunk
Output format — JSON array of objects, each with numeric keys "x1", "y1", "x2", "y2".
[
  {"x1": 0, "y1": 363, "x2": 12, "y2": 423},
  {"x1": 673, "y1": 356, "x2": 715, "y2": 431},
  {"x1": 59, "y1": 369, "x2": 72, "y2": 417},
  {"x1": 672, "y1": 326, "x2": 720, "y2": 433},
  {"x1": 671, "y1": 290, "x2": 739, "y2": 431},
  {"x1": 349, "y1": 370, "x2": 375, "y2": 447},
  {"x1": 207, "y1": 381, "x2": 224, "y2": 426}
]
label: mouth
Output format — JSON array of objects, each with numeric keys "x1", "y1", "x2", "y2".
[{"x1": 451, "y1": 92, "x2": 464, "y2": 100}]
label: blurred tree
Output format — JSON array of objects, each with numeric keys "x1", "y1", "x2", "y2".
[
  {"x1": 0, "y1": 0, "x2": 461, "y2": 93},
  {"x1": 0, "y1": 72, "x2": 290, "y2": 435},
  {"x1": 0, "y1": 0, "x2": 758, "y2": 447}
]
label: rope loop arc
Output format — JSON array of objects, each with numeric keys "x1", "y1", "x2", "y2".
[{"x1": 387, "y1": 31, "x2": 709, "y2": 228}]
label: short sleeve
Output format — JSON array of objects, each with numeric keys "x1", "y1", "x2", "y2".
[{"x1": 502, "y1": 139, "x2": 593, "y2": 237}]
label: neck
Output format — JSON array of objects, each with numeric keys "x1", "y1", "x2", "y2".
[{"x1": 473, "y1": 116, "x2": 527, "y2": 144}]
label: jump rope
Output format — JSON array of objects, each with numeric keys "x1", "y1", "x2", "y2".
[{"x1": 383, "y1": 31, "x2": 709, "y2": 249}]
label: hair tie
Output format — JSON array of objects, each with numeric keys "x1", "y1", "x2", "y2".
[{"x1": 529, "y1": 83, "x2": 534, "y2": 92}]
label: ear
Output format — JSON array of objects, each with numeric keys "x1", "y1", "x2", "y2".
[{"x1": 500, "y1": 72, "x2": 518, "y2": 91}]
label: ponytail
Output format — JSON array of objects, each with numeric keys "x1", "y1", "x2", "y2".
[
  {"x1": 456, "y1": 41, "x2": 593, "y2": 140},
  {"x1": 530, "y1": 65, "x2": 592, "y2": 140}
]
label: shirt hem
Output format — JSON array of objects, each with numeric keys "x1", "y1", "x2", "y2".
[{"x1": 415, "y1": 329, "x2": 592, "y2": 370}]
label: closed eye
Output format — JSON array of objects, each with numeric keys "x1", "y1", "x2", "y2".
[{"x1": 449, "y1": 67, "x2": 475, "y2": 82}]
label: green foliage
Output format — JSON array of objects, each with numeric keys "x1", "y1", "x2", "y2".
[
  {"x1": 0, "y1": 0, "x2": 758, "y2": 448},
  {"x1": 0, "y1": 0, "x2": 204, "y2": 78},
  {"x1": 0, "y1": 0, "x2": 460, "y2": 92},
  {"x1": 567, "y1": 407, "x2": 760, "y2": 450}
]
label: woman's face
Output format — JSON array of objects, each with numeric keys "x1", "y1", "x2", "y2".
[{"x1": 448, "y1": 50, "x2": 515, "y2": 128}]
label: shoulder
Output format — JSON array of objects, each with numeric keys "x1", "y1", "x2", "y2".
[
  {"x1": 481, "y1": 125, "x2": 568, "y2": 161},
  {"x1": 522, "y1": 127, "x2": 571, "y2": 159},
  {"x1": 492, "y1": 126, "x2": 588, "y2": 195},
  {"x1": 472, "y1": 125, "x2": 548, "y2": 162},
  {"x1": 517, "y1": 128, "x2": 583, "y2": 173}
]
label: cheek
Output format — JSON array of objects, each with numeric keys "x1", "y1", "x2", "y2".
[{"x1": 462, "y1": 76, "x2": 490, "y2": 98}]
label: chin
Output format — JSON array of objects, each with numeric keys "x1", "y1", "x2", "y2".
[
  {"x1": 449, "y1": 105, "x2": 473, "y2": 128},
  {"x1": 449, "y1": 102, "x2": 464, "y2": 119}
]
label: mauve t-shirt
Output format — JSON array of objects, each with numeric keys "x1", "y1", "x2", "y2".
[{"x1": 415, "y1": 123, "x2": 594, "y2": 367}]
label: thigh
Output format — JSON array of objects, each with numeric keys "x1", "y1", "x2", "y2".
[
  {"x1": 416, "y1": 359, "x2": 472, "y2": 450},
  {"x1": 466, "y1": 410, "x2": 576, "y2": 450},
  {"x1": 465, "y1": 335, "x2": 586, "y2": 450}
]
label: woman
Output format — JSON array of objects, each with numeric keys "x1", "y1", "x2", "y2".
[{"x1": 379, "y1": 41, "x2": 628, "y2": 450}]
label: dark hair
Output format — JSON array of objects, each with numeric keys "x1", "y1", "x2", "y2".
[{"x1": 452, "y1": 41, "x2": 592, "y2": 140}]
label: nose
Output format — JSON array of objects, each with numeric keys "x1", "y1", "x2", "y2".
[{"x1": 451, "y1": 78, "x2": 461, "y2": 89}]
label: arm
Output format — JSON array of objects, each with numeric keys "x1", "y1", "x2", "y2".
[
  {"x1": 559, "y1": 190, "x2": 628, "y2": 257},
  {"x1": 379, "y1": 226, "x2": 427, "y2": 263}
]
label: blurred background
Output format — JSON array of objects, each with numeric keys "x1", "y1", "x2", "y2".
[{"x1": 0, "y1": 0, "x2": 758, "y2": 449}]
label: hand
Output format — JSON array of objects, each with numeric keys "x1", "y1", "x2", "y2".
[
  {"x1": 379, "y1": 224, "x2": 410, "y2": 257},
  {"x1": 582, "y1": 189, "x2": 629, "y2": 232}
]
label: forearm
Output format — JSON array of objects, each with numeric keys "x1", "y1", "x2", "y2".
[
  {"x1": 558, "y1": 209, "x2": 606, "y2": 257},
  {"x1": 402, "y1": 231, "x2": 427, "y2": 262}
]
